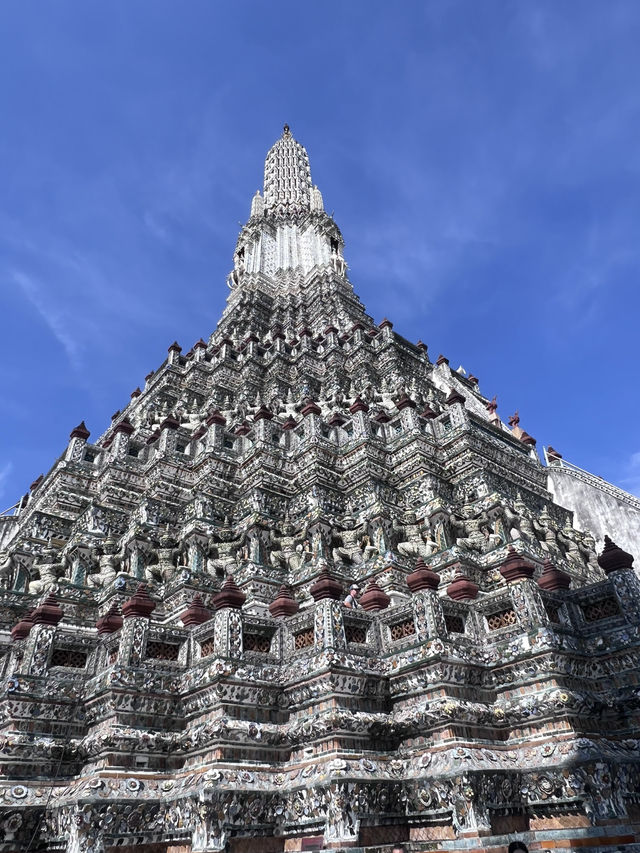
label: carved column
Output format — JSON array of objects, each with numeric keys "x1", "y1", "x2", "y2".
[
  {"x1": 119, "y1": 615, "x2": 149, "y2": 666},
  {"x1": 323, "y1": 325, "x2": 338, "y2": 349},
  {"x1": 412, "y1": 589, "x2": 446, "y2": 640},
  {"x1": 314, "y1": 600, "x2": 346, "y2": 654},
  {"x1": 351, "y1": 322, "x2": 365, "y2": 345},
  {"x1": 599, "y1": 537, "x2": 640, "y2": 624},
  {"x1": 65, "y1": 421, "x2": 90, "y2": 462},
  {"x1": 293, "y1": 325, "x2": 309, "y2": 351},
  {"x1": 272, "y1": 326, "x2": 286, "y2": 353},
  {"x1": 253, "y1": 405, "x2": 274, "y2": 442},
  {"x1": 212, "y1": 577, "x2": 246, "y2": 658},
  {"x1": 301, "y1": 400, "x2": 322, "y2": 441},
  {"x1": 500, "y1": 549, "x2": 547, "y2": 630},
  {"x1": 442, "y1": 390, "x2": 469, "y2": 430},
  {"x1": 26, "y1": 624, "x2": 57, "y2": 676},
  {"x1": 245, "y1": 332, "x2": 260, "y2": 358},
  {"x1": 408, "y1": 559, "x2": 445, "y2": 640},
  {"x1": 205, "y1": 410, "x2": 226, "y2": 452},
  {"x1": 220, "y1": 338, "x2": 234, "y2": 360},
  {"x1": 507, "y1": 578, "x2": 547, "y2": 630},
  {"x1": 167, "y1": 340, "x2": 182, "y2": 365},
  {"x1": 379, "y1": 317, "x2": 394, "y2": 340},
  {"x1": 20, "y1": 593, "x2": 65, "y2": 675},
  {"x1": 194, "y1": 338, "x2": 207, "y2": 361},
  {"x1": 396, "y1": 394, "x2": 419, "y2": 431},
  {"x1": 120, "y1": 585, "x2": 156, "y2": 665},
  {"x1": 349, "y1": 398, "x2": 370, "y2": 438},
  {"x1": 111, "y1": 418, "x2": 134, "y2": 458},
  {"x1": 158, "y1": 415, "x2": 180, "y2": 454},
  {"x1": 213, "y1": 607, "x2": 243, "y2": 659}
]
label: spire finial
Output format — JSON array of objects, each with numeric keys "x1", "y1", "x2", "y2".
[{"x1": 263, "y1": 125, "x2": 312, "y2": 212}]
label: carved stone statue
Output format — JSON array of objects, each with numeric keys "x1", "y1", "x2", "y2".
[
  {"x1": 449, "y1": 505, "x2": 491, "y2": 553},
  {"x1": 513, "y1": 493, "x2": 536, "y2": 541},
  {"x1": 557, "y1": 524, "x2": 588, "y2": 569},
  {"x1": 359, "y1": 533, "x2": 378, "y2": 562},
  {"x1": 29, "y1": 545, "x2": 66, "y2": 594},
  {"x1": 533, "y1": 508, "x2": 561, "y2": 555},
  {"x1": 0, "y1": 552, "x2": 15, "y2": 589},
  {"x1": 324, "y1": 783, "x2": 358, "y2": 843},
  {"x1": 579, "y1": 533, "x2": 601, "y2": 574},
  {"x1": 239, "y1": 530, "x2": 263, "y2": 564},
  {"x1": 331, "y1": 514, "x2": 365, "y2": 565},
  {"x1": 330, "y1": 246, "x2": 346, "y2": 276},
  {"x1": 479, "y1": 523, "x2": 502, "y2": 551},
  {"x1": 395, "y1": 512, "x2": 438, "y2": 559},
  {"x1": 207, "y1": 525, "x2": 244, "y2": 576},
  {"x1": 134, "y1": 543, "x2": 151, "y2": 580},
  {"x1": 154, "y1": 531, "x2": 181, "y2": 582},
  {"x1": 269, "y1": 520, "x2": 304, "y2": 571},
  {"x1": 498, "y1": 502, "x2": 523, "y2": 541},
  {"x1": 87, "y1": 536, "x2": 122, "y2": 589}
]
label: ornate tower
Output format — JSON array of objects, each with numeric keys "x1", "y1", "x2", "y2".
[
  {"x1": 0, "y1": 128, "x2": 639, "y2": 853},
  {"x1": 222, "y1": 124, "x2": 366, "y2": 347}
]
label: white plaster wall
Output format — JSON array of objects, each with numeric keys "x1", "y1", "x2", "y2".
[
  {"x1": 548, "y1": 466, "x2": 640, "y2": 559},
  {"x1": 0, "y1": 516, "x2": 18, "y2": 552}
]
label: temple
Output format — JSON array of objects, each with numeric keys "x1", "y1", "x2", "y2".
[{"x1": 1, "y1": 126, "x2": 640, "y2": 853}]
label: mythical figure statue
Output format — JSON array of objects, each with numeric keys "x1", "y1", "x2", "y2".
[
  {"x1": 557, "y1": 524, "x2": 594, "y2": 573},
  {"x1": 310, "y1": 528, "x2": 326, "y2": 560},
  {"x1": 330, "y1": 245, "x2": 346, "y2": 276},
  {"x1": 153, "y1": 530, "x2": 181, "y2": 582},
  {"x1": 269, "y1": 519, "x2": 304, "y2": 571},
  {"x1": 479, "y1": 523, "x2": 502, "y2": 551},
  {"x1": 0, "y1": 552, "x2": 16, "y2": 589},
  {"x1": 429, "y1": 514, "x2": 450, "y2": 550},
  {"x1": 297, "y1": 538, "x2": 314, "y2": 566},
  {"x1": 579, "y1": 532, "x2": 601, "y2": 574},
  {"x1": 448, "y1": 505, "x2": 497, "y2": 553},
  {"x1": 359, "y1": 533, "x2": 378, "y2": 562},
  {"x1": 498, "y1": 502, "x2": 523, "y2": 541},
  {"x1": 238, "y1": 529, "x2": 263, "y2": 564},
  {"x1": 143, "y1": 554, "x2": 164, "y2": 585},
  {"x1": 512, "y1": 493, "x2": 536, "y2": 541},
  {"x1": 331, "y1": 514, "x2": 365, "y2": 566},
  {"x1": 207, "y1": 523, "x2": 244, "y2": 576},
  {"x1": 324, "y1": 783, "x2": 359, "y2": 843},
  {"x1": 395, "y1": 511, "x2": 438, "y2": 559},
  {"x1": 29, "y1": 544, "x2": 66, "y2": 594},
  {"x1": 87, "y1": 535, "x2": 122, "y2": 589},
  {"x1": 533, "y1": 508, "x2": 561, "y2": 556}
]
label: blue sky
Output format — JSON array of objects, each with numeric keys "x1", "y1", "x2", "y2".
[{"x1": 1, "y1": 0, "x2": 640, "y2": 507}]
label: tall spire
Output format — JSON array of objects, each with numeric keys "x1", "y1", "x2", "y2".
[
  {"x1": 226, "y1": 125, "x2": 353, "y2": 287},
  {"x1": 220, "y1": 127, "x2": 369, "y2": 338},
  {"x1": 263, "y1": 124, "x2": 312, "y2": 214}
]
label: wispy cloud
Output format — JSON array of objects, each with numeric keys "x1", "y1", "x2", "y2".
[
  {"x1": 11, "y1": 268, "x2": 82, "y2": 368},
  {"x1": 1, "y1": 212, "x2": 174, "y2": 359},
  {"x1": 1, "y1": 0, "x2": 639, "y2": 510},
  {"x1": 621, "y1": 452, "x2": 640, "y2": 498},
  {"x1": 0, "y1": 462, "x2": 14, "y2": 510}
]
